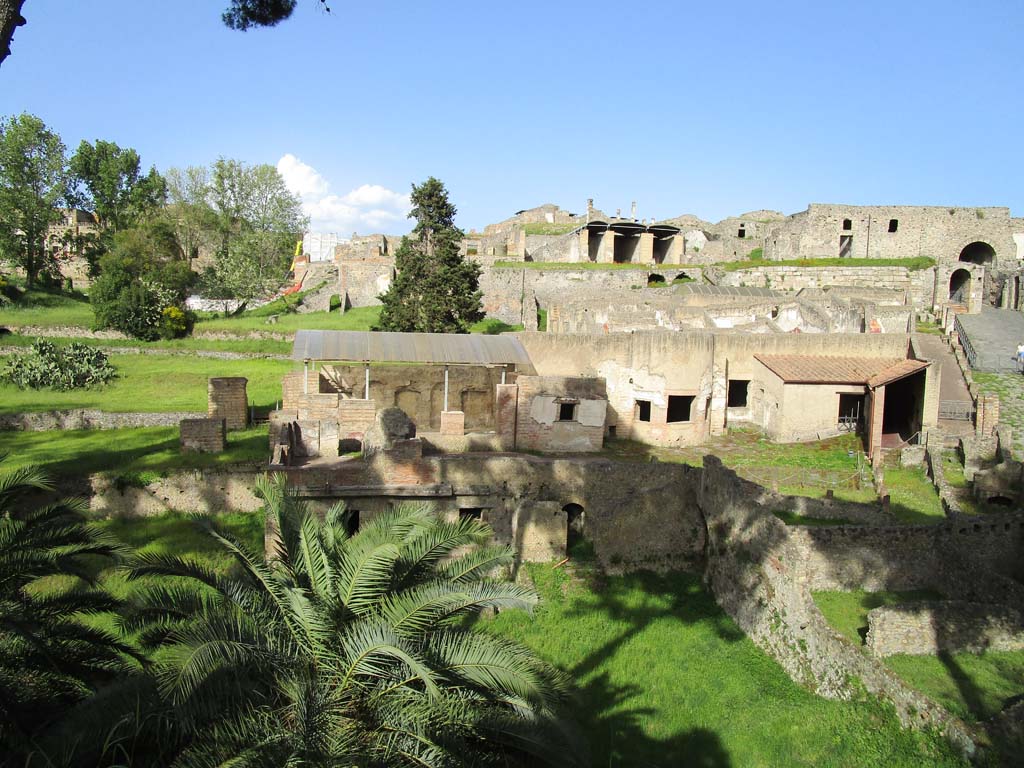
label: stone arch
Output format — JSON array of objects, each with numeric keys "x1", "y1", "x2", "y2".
[
  {"x1": 948, "y1": 268, "x2": 972, "y2": 303},
  {"x1": 648, "y1": 273, "x2": 666, "y2": 286},
  {"x1": 958, "y1": 241, "x2": 995, "y2": 265}
]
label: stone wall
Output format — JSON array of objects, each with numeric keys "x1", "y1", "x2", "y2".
[
  {"x1": 180, "y1": 418, "x2": 226, "y2": 453},
  {"x1": 512, "y1": 376, "x2": 607, "y2": 452},
  {"x1": 706, "y1": 264, "x2": 937, "y2": 310},
  {"x1": 208, "y1": 377, "x2": 248, "y2": 431},
  {"x1": 866, "y1": 601, "x2": 1024, "y2": 657},
  {"x1": 0, "y1": 409, "x2": 204, "y2": 431},
  {"x1": 89, "y1": 469, "x2": 264, "y2": 517}
]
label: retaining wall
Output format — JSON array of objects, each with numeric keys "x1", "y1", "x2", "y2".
[{"x1": 0, "y1": 409, "x2": 204, "y2": 431}]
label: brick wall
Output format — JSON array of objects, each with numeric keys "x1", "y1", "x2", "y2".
[
  {"x1": 513, "y1": 376, "x2": 606, "y2": 452},
  {"x1": 180, "y1": 418, "x2": 226, "y2": 453},
  {"x1": 208, "y1": 377, "x2": 248, "y2": 431}
]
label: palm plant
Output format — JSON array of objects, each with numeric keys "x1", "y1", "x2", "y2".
[
  {"x1": 0, "y1": 461, "x2": 136, "y2": 761},
  {"x1": 123, "y1": 474, "x2": 580, "y2": 767}
]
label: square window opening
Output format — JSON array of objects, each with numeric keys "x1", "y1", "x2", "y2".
[
  {"x1": 888, "y1": 218, "x2": 898, "y2": 233},
  {"x1": 636, "y1": 400, "x2": 652, "y2": 423},
  {"x1": 558, "y1": 402, "x2": 577, "y2": 421},
  {"x1": 666, "y1": 395, "x2": 694, "y2": 423},
  {"x1": 459, "y1": 508, "x2": 483, "y2": 522},
  {"x1": 727, "y1": 380, "x2": 750, "y2": 408},
  {"x1": 737, "y1": 228, "x2": 746, "y2": 238}
]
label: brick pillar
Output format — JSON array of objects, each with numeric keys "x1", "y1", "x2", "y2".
[
  {"x1": 208, "y1": 377, "x2": 249, "y2": 431},
  {"x1": 496, "y1": 384, "x2": 519, "y2": 450},
  {"x1": 976, "y1": 394, "x2": 1000, "y2": 437},
  {"x1": 922, "y1": 363, "x2": 940, "y2": 429}
]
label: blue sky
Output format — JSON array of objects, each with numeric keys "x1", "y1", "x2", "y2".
[{"x1": 2, "y1": 0, "x2": 1022, "y2": 235}]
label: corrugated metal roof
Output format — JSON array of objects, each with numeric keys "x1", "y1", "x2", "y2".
[
  {"x1": 291, "y1": 330, "x2": 533, "y2": 366},
  {"x1": 754, "y1": 354, "x2": 906, "y2": 384}
]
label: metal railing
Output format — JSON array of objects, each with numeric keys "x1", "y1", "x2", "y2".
[{"x1": 954, "y1": 315, "x2": 976, "y2": 369}]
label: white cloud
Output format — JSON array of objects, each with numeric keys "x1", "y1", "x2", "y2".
[{"x1": 277, "y1": 155, "x2": 410, "y2": 236}]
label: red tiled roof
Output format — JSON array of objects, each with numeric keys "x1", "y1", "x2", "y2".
[{"x1": 754, "y1": 355, "x2": 927, "y2": 385}]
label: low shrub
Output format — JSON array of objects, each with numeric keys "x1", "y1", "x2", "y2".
[{"x1": 2, "y1": 339, "x2": 116, "y2": 391}]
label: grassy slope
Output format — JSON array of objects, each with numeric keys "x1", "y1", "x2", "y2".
[
  {"x1": 1, "y1": 333, "x2": 292, "y2": 355},
  {"x1": 487, "y1": 567, "x2": 965, "y2": 767},
  {"x1": 884, "y1": 466, "x2": 946, "y2": 523},
  {"x1": 0, "y1": 354, "x2": 293, "y2": 414},
  {"x1": 814, "y1": 590, "x2": 1024, "y2": 723},
  {"x1": 0, "y1": 426, "x2": 268, "y2": 476},
  {"x1": 0, "y1": 288, "x2": 94, "y2": 327},
  {"x1": 194, "y1": 304, "x2": 382, "y2": 335}
]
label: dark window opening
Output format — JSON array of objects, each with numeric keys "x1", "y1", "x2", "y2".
[
  {"x1": 558, "y1": 402, "x2": 577, "y2": 421},
  {"x1": 842, "y1": 218, "x2": 852, "y2": 231},
  {"x1": 648, "y1": 273, "x2": 665, "y2": 286},
  {"x1": 563, "y1": 503, "x2": 585, "y2": 553},
  {"x1": 636, "y1": 400, "x2": 651, "y2": 422},
  {"x1": 727, "y1": 380, "x2": 750, "y2": 408},
  {"x1": 737, "y1": 228, "x2": 746, "y2": 238},
  {"x1": 888, "y1": 218, "x2": 898, "y2": 233},
  {"x1": 770, "y1": 306, "x2": 779, "y2": 319},
  {"x1": 839, "y1": 235, "x2": 853, "y2": 258},
  {"x1": 344, "y1": 509, "x2": 360, "y2": 536},
  {"x1": 607, "y1": 425, "x2": 617, "y2": 438},
  {"x1": 988, "y1": 496, "x2": 1014, "y2": 507},
  {"x1": 666, "y1": 395, "x2": 694, "y2": 423},
  {"x1": 459, "y1": 507, "x2": 483, "y2": 521}
]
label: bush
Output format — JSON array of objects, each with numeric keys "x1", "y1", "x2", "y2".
[
  {"x1": 2, "y1": 339, "x2": 116, "y2": 390},
  {"x1": 158, "y1": 305, "x2": 193, "y2": 340}
]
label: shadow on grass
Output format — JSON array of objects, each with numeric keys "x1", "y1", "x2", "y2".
[{"x1": 556, "y1": 570, "x2": 739, "y2": 766}]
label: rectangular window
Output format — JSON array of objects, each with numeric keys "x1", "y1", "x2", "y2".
[
  {"x1": 727, "y1": 380, "x2": 750, "y2": 408},
  {"x1": 842, "y1": 218, "x2": 852, "y2": 231},
  {"x1": 459, "y1": 508, "x2": 483, "y2": 521},
  {"x1": 666, "y1": 395, "x2": 694, "y2": 423},
  {"x1": 737, "y1": 228, "x2": 746, "y2": 238},
  {"x1": 888, "y1": 218, "x2": 898, "y2": 233},
  {"x1": 557, "y1": 402, "x2": 577, "y2": 421},
  {"x1": 636, "y1": 400, "x2": 651, "y2": 422}
]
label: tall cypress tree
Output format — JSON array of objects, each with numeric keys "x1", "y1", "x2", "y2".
[{"x1": 376, "y1": 177, "x2": 484, "y2": 333}]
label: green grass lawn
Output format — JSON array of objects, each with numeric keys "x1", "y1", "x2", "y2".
[
  {"x1": 974, "y1": 373, "x2": 1024, "y2": 460},
  {"x1": 194, "y1": 304, "x2": 382, "y2": 335},
  {"x1": 883, "y1": 466, "x2": 946, "y2": 523},
  {"x1": 814, "y1": 590, "x2": 1024, "y2": 724},
  {"x1": 0, "y1": 287, "x2": 95, "y2": 328},
  {"x1": 1, "y1": 332, "x2": 292, "y2": 355},
  {"x1": 0, "y1": 425, "x2": 268, "y2": 476},
  {"x1": 0, "y1": 354, "x2": 294, "y2": 414},
  {"x1": 522, "y1": 222, "x2": 578, "y2": 236},
  {"x1": 772, "y1": 510, "x2": 857, "y2": 526},
  {"x1": 493, "y1": 261, "x2": 660, "y2": 271},
  {"x1": 485, "y1": 567, "x2": 965, "y2": 767}
]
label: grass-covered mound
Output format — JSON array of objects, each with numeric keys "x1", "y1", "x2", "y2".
[{"x1": 487, "y1": 566, "x2": 966, "y2": 766}]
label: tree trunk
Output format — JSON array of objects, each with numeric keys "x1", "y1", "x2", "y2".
[{"x1": 0, "y1": 0, "x2": 26, "y2": 68}]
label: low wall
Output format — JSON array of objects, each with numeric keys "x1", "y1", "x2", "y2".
[
  {"x1": 0, "y1": 409, "x2": 204, "y2": 431},
  {"x1": 866, "y1": 601, "x2": 1024, "y2": 657},
  {"x1": 89, "y1": 469, "x2": 264, "y2": 517}
]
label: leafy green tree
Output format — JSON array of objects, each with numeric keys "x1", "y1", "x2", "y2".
[
  {"x1": 69, "y1": 139, "x2": 166, "y2": 269},
  {"x1": 89, "y1": 222, "x2": 195, "y2": 340},
  {"x1": 0, "y1": 461, "x2": 137, "y2": 761},
  {"x1": 204, "y1": 158, "x2": 306, "y2": 302},
  {"x1": 376, "y1": 177, "x2": 484, "y2": 333},
  {"x1": 122, "y1": 475, "x2": 578, "y2": 767},
  {"x1": 0, "y1": 113, "x2": 71, "y2": 287},
  {"x1": 164, "y1": 165, "x2": 217, "y2": 263}
]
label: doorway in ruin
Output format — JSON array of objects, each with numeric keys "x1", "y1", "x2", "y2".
[
  {"x1": 613, "y1": 234, "x2": 640, "y2": 263},
  {"x1": 839, "y1": 235, "x2": 853, "y2": 258},
  {"x1": 881, "y1": 370, "x2": 926, "y2": 442},
  {"x1": 838, "y1": 393, "x2": 866, "y2": 433},
  {"x1": 958, "y1": 241, "x2": 995, "y2": 266},
  {"x1": 588, "y1": 230, "x2": 603, "y2": 261},
  {"x1": 949, "y1": 268, "x2": 971, "y2": 304},
  {"x1": 396, "y1": 389, "x2": 421, "y2": 425},
  {"x1": 563, "y1": 503, "x2": 585, "y2": 555}
]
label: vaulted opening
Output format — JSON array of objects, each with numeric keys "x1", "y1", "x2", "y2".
[
  {"x1": 949, "y1": 268, "x2": 971, "y2": 304},
  {"x1": 842, "y1": 218, "x2": 852, "y2": 231},
  {"x1": 563, "y1": 503, "x2": 586, "y2": 554},
  {"x1": 958, "y1": 241, "x2": 995, "y2": 265}
]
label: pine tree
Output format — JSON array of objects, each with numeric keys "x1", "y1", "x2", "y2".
[{"x1": 376, "y1": 177, "x2": 484, "y2": 333}]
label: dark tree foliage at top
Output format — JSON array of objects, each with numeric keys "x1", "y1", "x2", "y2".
[
  {"x1": 376, "y1": 177, "x2": 485, "y2": 334},
  {"x1": 222, "y1": 0, "x2": 298, "y2": 29}
]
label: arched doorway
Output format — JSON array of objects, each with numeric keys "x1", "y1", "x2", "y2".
[
  {"x1": 949, "y1": 268, "x2": 971, "y2": 304},
  {"x1": 562, "y1": 503, "x2": 585, "y2": 554},
  {"x1": 958, "y1": 241, "x2": 995, "y2": 265}
]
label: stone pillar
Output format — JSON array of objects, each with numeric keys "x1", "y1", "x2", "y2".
[
  {"x1": 208, "y1": 377, "x2": 248, "y2": 431},
  {"x1": 922, "y1": 363, "x2": 940, "y2": 430},
  {"x1": 496, "y1": 384, "x2": 519, "y2": 450},
  {"x1": 512, "y1": 501, "x2": 566, "y2": 562},
  {"x1": 440, "y1": 410, "x2": 465, "y2": 436},
  {"x1": 868, "y1": 385, "x2": 886, "y2": 457},
  {"x1": 667, "y1": 234, "x2": 684, "y2": 265},
  {"x1": 577, "y1": 229, "x2": 589, "y2": 263},
  {"x1": 598, "y1": 231, "x2": 615, "y2": 263},
  {"x1": 638, "y1": 232, "x2": 655, "y2": 265}
]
